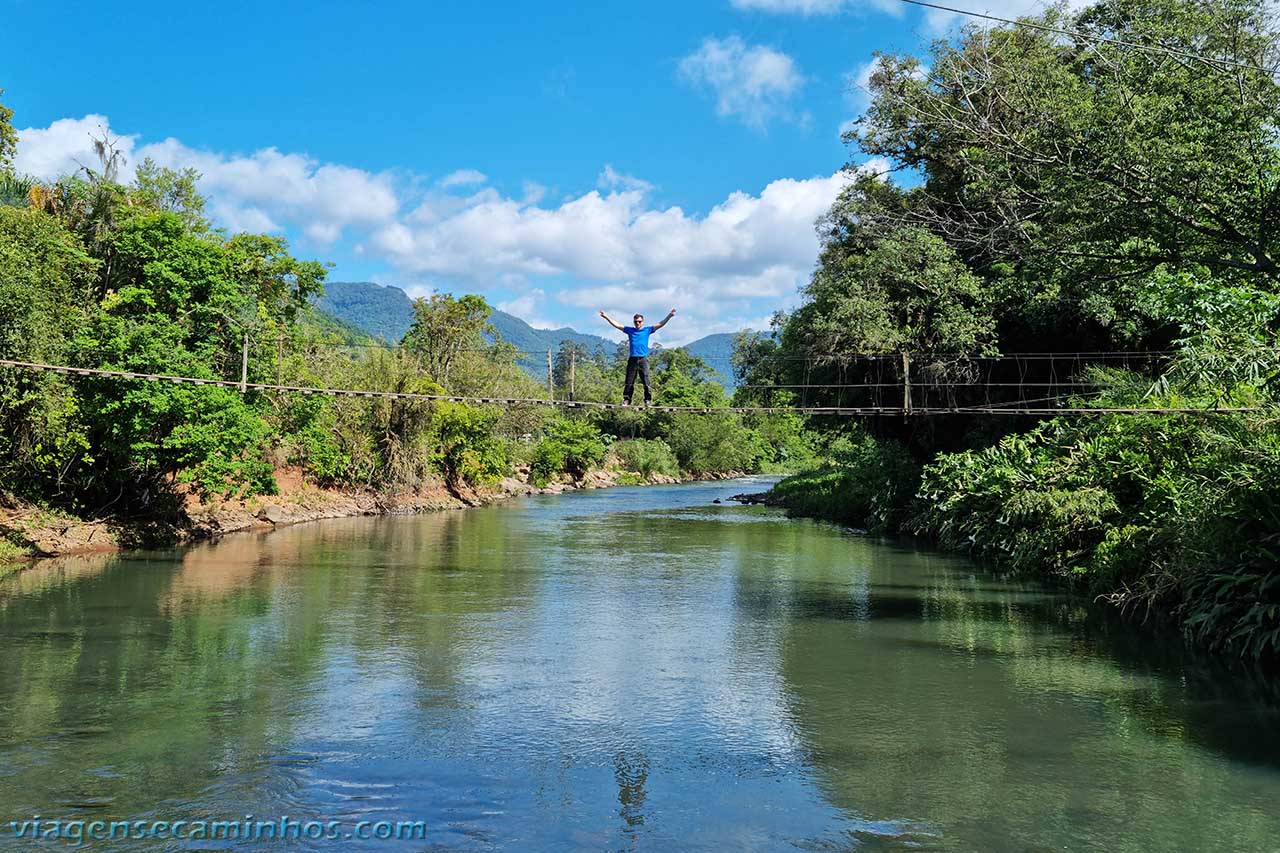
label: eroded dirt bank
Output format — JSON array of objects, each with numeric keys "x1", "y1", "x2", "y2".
[{"x1": 0, "y1": 466, "x2": 746, "y2": 565}]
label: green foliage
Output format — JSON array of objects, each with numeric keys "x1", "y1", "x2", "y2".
[
  {"x1": 0, "y1": 172, "x2": 34, "y2": 208},
  {"x1": 286, "y1": 398, "x2": 351, "y2": 486},
  {"x1": 912, "y1": 409, "x2": 1280, "y2": 659},
  {"x1": 0, "y1": 88, "x2": 16, "y2": 169},
  {"x1": 131, "y1": 158, "x2": 209, "y2": 232},
  {"x1": 529, "y1": 417, "x2": 606, "y2": 487},
  {"x1": 0, "y1": 207, "x2": 96, "y2": 498},
  {"x1": 788, "y1": 224, "x2": 996, "y2": 357},
  {"x1": 402, "y1": 292, "x2": 494, "y2": 387},
  {"x1": 855, "y1": 0, "x2": 1280, "y2": 332},
  {"x1": 430, "y1": 402, "x2": 509, "y2": 489},
  {"x1": 611, "y1": 438, "x2": 680, "y2": 479},
  {"x1": 168, "y1": 393, "x2": 277, "y2": 498},
  {"x1": 664, "y1": 412, "x2": 766, "y2": 475},
  {"x1": 771, "y1": 431, "x2": 919, "y2": 533},
  {"x1": 741, "y1": 399, "x2": 818, "y2": 471}
]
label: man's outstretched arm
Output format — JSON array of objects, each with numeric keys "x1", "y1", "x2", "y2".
[
  {"x1": 599, "y1": 311, "x2": 626, "y2": 332},
  {"x1": 652, "y1": 309, "x2": 677, "y2": 331}
]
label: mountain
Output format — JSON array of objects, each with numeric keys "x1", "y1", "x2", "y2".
[
  {"x1": 314, "y1": 280, "x2": 743, "y2": 387},
  {"x1": 314, "y1": 281, "x2": 416, "y2": 342},
  {"x1": 487, "y1": 311, "x2": 614, "y2": 360},
  {"x1": 680, "y1": 333, "x2": 737, "y2": 388}
]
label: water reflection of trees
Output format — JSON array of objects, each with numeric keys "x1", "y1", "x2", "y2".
[
  {"x1": 773, "y1": 543, "x2": 1280, "y2": 851},
  {"x1": 0, "y1": 510, "x2": 540, "y2": 823}
]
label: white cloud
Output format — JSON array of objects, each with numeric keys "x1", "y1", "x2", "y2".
[
  {"x1": 15, "y1": 116, "x2": 399, "y2": 246},
  {"x1": 12, "y1": 115, "x2": 136, "y2": 182},
  {"x1": 496, "y1": 287, "x2": 558, "y2": 328},
  {"x1": 370, "y1": 160, "x2": 891, "y2": 342},
  {"x1": 678, "y1": 36, "x2": 805, "y2": 129},
  {"x1": 597, "y1": 164, "x2": 653, "y2": 193},
  {"x1": 439, "y1": 168, "x2": 488, "y2": 188}
]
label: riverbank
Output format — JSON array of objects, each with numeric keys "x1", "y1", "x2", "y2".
[
  {"x1": 758, "y1": 435, "x2": 1280, "y2": 665},
  {"x1": 0, "y1": 465, "x2": 746, "y2": 566}
]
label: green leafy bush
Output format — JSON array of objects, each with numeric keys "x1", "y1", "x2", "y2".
[
  {"x1": 664, "y1": 412, "x2": 766, "y2": 475},
  {"x1": 771, "y1": 431, "x2": 919, "y2": 533},
  {"x1": 529, "y1": 417, "x2": 606, "y2": 487},
  {"x1": 296, "y1": 418, "x2": 351, "y2": 486},
  {"x1": 430, "y1": 402, "x2": 509, "y2": 489},
  {"x1": 912, "y1": 411, "x2": 1280, "y2": 659},
  {"x1": 611, "y1": 438, "x2": 680, "y2": 479}
]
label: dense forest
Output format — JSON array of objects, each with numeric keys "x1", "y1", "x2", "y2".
[
  {"x1": 740, "y1": 0, "x2": 1280, "y2": 660},
  {"x1": 0, "y1": 103, "x2": 809, "y2": 553}
]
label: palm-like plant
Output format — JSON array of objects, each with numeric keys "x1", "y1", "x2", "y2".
[{"x1": 0, "y1": 172, "x2": 33, "y2": 207}]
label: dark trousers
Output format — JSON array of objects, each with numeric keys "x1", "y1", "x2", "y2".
[{"x1": 624, "y1": 356, "x2": 651, "y2": 404}]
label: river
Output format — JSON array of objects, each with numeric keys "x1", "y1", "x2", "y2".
[{"x1": 1, "y1": 478, "x2": 1278, "y2": 851}]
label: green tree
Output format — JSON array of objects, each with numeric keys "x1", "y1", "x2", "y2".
[
  {"x1": 0, "y1": 207, "x2": 96, "y2": 497},
  {"x1": 430, "y1": 402, "x2": 509, "y2": 490},
  {"x1": 854, "y1": 0, "x2": 1280, "y2": 343},
  {"x1": 131, "y1": 158, "x2": 209, "y2": 232},
  {"x1": 785, "y1": 225, "x2": 996, "y2": 358},
  {"x1": 0, "y1": 88, "x2": 16, "y2": 169},
  {"x1": 402, "y1": 292, "x2": 494, "y2": 386},
  {"x1": 529, "y1": 417, "x2": 606, "y2": 486}
]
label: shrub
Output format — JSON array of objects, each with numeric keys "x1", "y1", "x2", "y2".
[
  {"x1": 663, "y1": 412, "x2": 766, "y2": 475},
  {"x1": 611, "y1": 438, "x2": 680, "y2": 479},
  {"x1": 430, "y1": 402, "x2": 509, "y2": 489},
  {"x1": 771, "y1": 431, "x2": 919, "y2": 533},
  {"x1": 529, "y1": 417, "x2": 606, "y2": 487},
  {"x1": 911, "y1": 412, "x2": 1280, "y2": 659}
]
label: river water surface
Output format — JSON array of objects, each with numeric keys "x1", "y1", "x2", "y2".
[{"x1": 2, "y1": 478, "x2": 1279, "y2": 851}]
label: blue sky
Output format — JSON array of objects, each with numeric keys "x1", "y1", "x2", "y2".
[{"x1": 4, "y1": 0, "x2": 1051, "y2": 343}]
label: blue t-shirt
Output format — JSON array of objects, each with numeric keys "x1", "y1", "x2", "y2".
[{"x1": 623, "y1": 325, "x2": 655, "y2": 357}]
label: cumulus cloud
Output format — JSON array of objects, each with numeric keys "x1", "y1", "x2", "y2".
[
  {"x1": 597, "y1": 164, "x2": 653, "y2": 194},
  {"x1": 12, "y1": 115, "x2": 135, "y2": 182},
  {"x1": 678, "y1": 36, "x2": 805, "y2": 129},
  {"x1": 439, "y1": 168, "x2": 488, "y2": 187},
  {"x1": 369, "y1": 160, "x2": 891, "y2": 342},
  {"x1": 15, "y1": 115, "x2": 399, "y2": 246}
]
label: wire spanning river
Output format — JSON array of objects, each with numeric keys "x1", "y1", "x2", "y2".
[{"x1": 1, "y1": 479, "x2": 1278, "y2": 850}]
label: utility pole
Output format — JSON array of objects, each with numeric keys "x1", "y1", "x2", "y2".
[
  {"x1": 569, "y1": 349, "x2": 576, "y2": 401},
  {"x1": 546, "y1": 349, "x2": 554, "y2": 400},
  {"x1": 901, "y1": 351, "x2": 911, "y2": 417},
  {"x1": 240, "y1": 332, "x2": 249, "y2": 394},
  {"x1": 276, "y1": 331, "x2": 284, "y2": 396}
]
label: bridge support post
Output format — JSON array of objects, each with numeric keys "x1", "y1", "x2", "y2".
[
  {"x1": 902, "y1": 351, "x2": 911, "y2": 417},
  {"x1": 240, "y1": 332, "x2": 249, "y2": 394}
]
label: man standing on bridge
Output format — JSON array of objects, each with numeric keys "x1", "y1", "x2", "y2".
[{"x1": 599, "y1": 308, "x2": 677, "y2": 407}]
